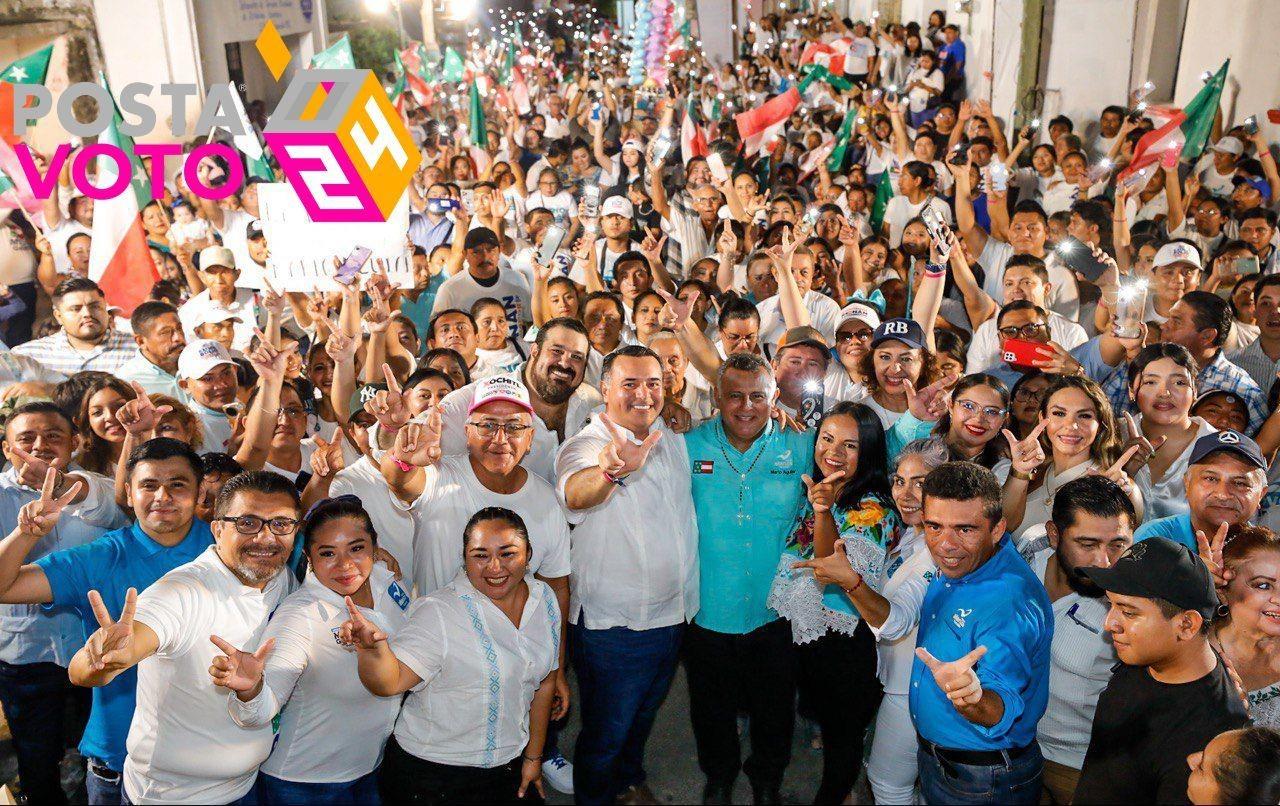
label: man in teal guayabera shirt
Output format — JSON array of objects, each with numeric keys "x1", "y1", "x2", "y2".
[
  {"x1": 0, "y1": 437, "x2": 211, "y2": 805},
  {"x1": 682, "y1": 352, "x2": 814, "y2": 804}
]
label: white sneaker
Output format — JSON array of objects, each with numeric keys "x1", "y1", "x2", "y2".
[{"x1": 542, "y1": 751, "x2": 574, "y2": 794}]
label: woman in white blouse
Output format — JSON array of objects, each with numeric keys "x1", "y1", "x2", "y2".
[
  {"x1": 1002, "y1": 375, "x2": 1143, "y2": 538},
  {"x1": 219, "y1": 495, "x2": 411, "y2": 804},
  {"x1": 1124, "y1": 344, "x2": 1217, "y2": 520},
  {"x1": 348, "y1": 507, "x2": 559, "y2": 804}
]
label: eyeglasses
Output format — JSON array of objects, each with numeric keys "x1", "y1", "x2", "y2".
[
  {"x1": 1153, "y1": 265, "x2": 1200, "y2": 279},
  {"x1": 216, "y1": 515, "x2": 300, "y2": 536},
  {"x1": 836, "y1": 329, "x2": 873, "y2": 343},
  {"x1": 955, "y1": 399, "x2": 1007, "y2": 419},
  {"x1": 998, "y1": 323, "x2": 1048, "y2": 339},
  {"x1": 1013, "y1": 386, "x2": 1045, "y2": 403},
  {"x1": 276, "y1": 406, "x2": 306, "y2": 419},
  {"x1": 467, "y1": 421, "x2": 533, "y2": 437}
]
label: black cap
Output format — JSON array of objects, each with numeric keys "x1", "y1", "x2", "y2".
[
  {"x1": 1082, "y1": 537, "x2": 1219, "y2": 617},
  {"x1": 463, "y1": 226, "x2": 501, "y2": 250},
  {"x1": 1188, "y1": 430, "x2": 1266, "y2": 471},
  {"x1": 246, "y1": 219, "x2": 264, "y2": 240},
  {"x1": 870, "y1": 318, "x2": 926, "y2": 349}
]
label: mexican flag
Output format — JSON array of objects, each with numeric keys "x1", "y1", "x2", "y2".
[
  {"x1": 681, "y1": 97, "x2": 708, "y2": 165},
  {"x1": 398, "y1": 45, "x2": 434, "y2": 106},
  {"x1": 88, "y1": 75, "x2": 157, "y2": 316},
  {"x1": 800, "y1": 41, "x2": 848, "y2": 77},
  {"x1": 511, "y1": 67, "x2": 531, "y2": 115},
  {"x1": 0, "y1": 139, "x2": 45, "y2": 227},
  {"x1": 469, "y1": 80, "x2": 487, "y2": 149},
  {"x1": 1120, "y1": 60, "x2": 1228, "y2": 181},
  {"x1": 735, "y1": 87, "x2": 800, "y2": 156},
  {"x1": 0, "y1": 41, "x2": 56, "y2": 146},
  {"x1": 221, "y1": 82, "x2": 273, "y2": 180},
  {"x1": 827, "y1": 106, "x2": 857, "y2": 172},
  {"x1": 310, "y1": 36, "x2": 354, "y2": 69},
  {"x1": 667, "y1": 20, "x2": 692, "y2": 61}
]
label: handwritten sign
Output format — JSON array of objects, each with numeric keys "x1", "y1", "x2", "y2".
[{"x1": 258, "y1": 183, "x2": 412, "y2": 292}]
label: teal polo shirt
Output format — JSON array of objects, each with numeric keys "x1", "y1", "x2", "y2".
[{"x1": 686, "y1": 419, "x2": 814, "y2": 634}]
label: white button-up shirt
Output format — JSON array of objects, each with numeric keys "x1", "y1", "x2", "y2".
[
  {"x1": 556, "y1": 416, "x2": 699, "y2": 630},
  {"x1": 1031, "y1": 548, "x2": 1116, "y2": 769},
  {"x1": 126, "y1": 547, "x2": 295, "y2": 805},
  {"x1": 757, "y1": 290, "x2": 841, "y2": 353},
  {"x1": 229, "y1": 566, "x2": 410, "y2": 784},
  {"x1": 438, "y1": 367, "x2": 603, "y2": 483},
  {"x1": 391, "y1": 573, "x2": 560, "y2": 768},
  {"x1": 0, "y1": 466, "x2": 125, "y2": 666},
  {"x1": 331, "y1": 457, "x2": 416, "y2": 585},
  {"x1": 868, "y1": 527, "x2": 937, "y2": 696},
  {"x1": 1134, "y1": 416, "x2": 1217, "y2": 521}
]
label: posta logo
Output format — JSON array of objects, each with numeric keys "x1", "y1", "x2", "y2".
[{"x1": 264, "y1": 68, "x2": 420, "y2": 222}]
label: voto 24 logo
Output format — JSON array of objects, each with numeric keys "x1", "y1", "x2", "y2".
[{"x1": 6, "y1": 25, "x2": 419, "y2": 223}]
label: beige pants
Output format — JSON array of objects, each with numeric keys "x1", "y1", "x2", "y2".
[{"x1": 1040, "y1": 759, "x2": 1081, "y2": 805}]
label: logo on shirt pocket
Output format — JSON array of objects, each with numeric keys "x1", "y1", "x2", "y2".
[
  {"x1": 388, "y1": 581, "x2": 411, "y2": 610},
  {"x1": 951, "y1": 608, "x2": 973, "y2": 629}
]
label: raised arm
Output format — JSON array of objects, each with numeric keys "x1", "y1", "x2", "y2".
[
  {"x1": 233, "y1": 335, "x2": 293, "y2": 471},
  {"x1": 0, "y1": 468, "x2": 82, "y2": 605},
  {"x1": 948, "y1": 159, "x2": 989, "y2": 256},
  {"x1": 68, "y1": 588, "x2": 160, "y2": 687},
  {"x1": 377, "y1": 411, "x2": 443, "y2": 504}
]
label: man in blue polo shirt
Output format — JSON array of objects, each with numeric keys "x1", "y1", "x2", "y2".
[
  {"x1": 683, "y1": 351, "x2": 813, "y2": 805},
  {"x1": 910, "y1": 461, "x2": 1053, "y2": 805},
  {"x1": 0, "y1": 438, "x2": 210, "y2": 804},
  {"x1": 1134, "y1": 430, "x2": 1267, "y2": 552}
]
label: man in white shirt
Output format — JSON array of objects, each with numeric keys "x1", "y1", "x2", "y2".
[
  {"x1": 1029, "y1": 475, "x2": 1136, "y2": 806},
  {"x1": 193, "y1": 165, "x2": 264, "y2": 289},
  {"x1": 881, "y1": 161, "x2": 952, "y2": 248},
  {"x1": 42, "y1": 194, "x2": 93, "y2": 277},
  {"x1": 177, "y1": 247, "x2": 259, "y2": 352},
  {"x1": 1228, "y1": 274, "x2": 1280, "y2": 399},
  {"x1": 432, "y1": 227, "x2": 533, "y2": 340},
  {"x1": 557, "y1": 344, "x2": 697, "y2": 804},
  {"x1": 69, "y1": 471, "x2": 302, "y2": 805},
  {"x1": 967, "y1": 255, "x2": 1087, "y2": 371},
  {"x1": 176, "y1": 339, "x2": 239, "y2": 454},
  {"x1": 757, "y1": 247, "x2": 841, "y2": 352}
]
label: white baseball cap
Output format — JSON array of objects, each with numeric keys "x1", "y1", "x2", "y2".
[
  {"x1": 622, "y1": 138, "x2": 644, "y2": 152},
  {"x1": 178, "y1": 339, "x2": 236, "y2": 380},
  {"x1": 1152, "y1": 241, "x2": 1203, "y2": 271},
  {"x1": 601, "y1": 196, "x2": 634, "y2": 218},
  {"x1": 198, "y1": 245, "x2": 236, "y2": 270},
  {"x1": 838, "y1": 302, "x2": 882, "y2": 330},
  {"x1": 194, "y1": 306, "x2": 241, "y2": 328},
  {"x1": 1212, "y1": 136, "x2": 1244, "y2": 156},
  {"x1": 468, "y1": 374, "x2": 534, "y2": 415}
]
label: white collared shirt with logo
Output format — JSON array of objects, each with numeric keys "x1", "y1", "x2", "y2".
[
  {"x1": 1031, "y1": 548, "x2": 1117, "y2": 770},
  {"x1": 331, "y1": 457, "x2": 416, "y2": 583},
  {"x1": 555, "y1": 415, "x2": 699, "y2": 630},
  {"x1": 228, "y1": 566, "x2": 410, "y2": 784},
  {"x1": 125, "y1": 547, "x2": 296, "y2": 804},
  {"x1": 390, "y1": 573, "x2": 560, "y2": 768}
]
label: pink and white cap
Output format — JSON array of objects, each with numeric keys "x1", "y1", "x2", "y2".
[{"x1": 468, "y1": 374, "x2": 534, "y2": 415}]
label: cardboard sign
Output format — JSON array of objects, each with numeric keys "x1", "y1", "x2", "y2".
[{"x1": 257, "y1": 183, "x2": 412, "y2": 291}]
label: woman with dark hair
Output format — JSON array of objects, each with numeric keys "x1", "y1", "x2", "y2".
[
  {"x1": 857, "y1": 319, "x2": 937, "y2": 429},
  {"x1": 224, "y1": 495, "x2": 410, "y2": 804},
  {"x1": 348, "y1": 507, "x2": 559, "y2": 804},
  {"x1": 769, "y1": 401, "x2": 899, "y2": 804},
  {"x1": 1203, "y1": 525, "x2": 1280, "y2": 728},
  {"x1": 75, "y1": 376, "x2": 138, "y2": 475},
  {"x1": 422, "y1": 347, "x2": 473, "y2": 390},
  {"x1": 1187, "y1": 726, "x2": 1280, "y2": 804},
  {"x1": 931, "y1": 373, "x2": 1010, "y2": 473},
  {"x1": 1008, "y1": 370, "x2": 1050, "y2": 439},
  {"x1": 925, "y1": 9, "x2": 947, "y2": 47},
  {"x1": 1124, "y1": 343, "x2": 1216, "y2": 519}
]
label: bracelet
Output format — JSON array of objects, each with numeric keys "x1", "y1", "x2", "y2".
[
  {"x1": 845, "y1": 575, "x2": 863, "y2": 593},
  {"x1": 924, "y1": 262, "x2": 946, "y2": 277},
  {"x1": 602, "y1": 469, "x2": 628, "y2": 486},
  {"x1": 522, "y1": 754, "x2": 543, "y2": 762},
  {"x1": 1009, "y1": 468, "x2": 1034, "y2": 481},
  {"x1": 393, "y1": 458, "x2": 413, "y2": 472}
]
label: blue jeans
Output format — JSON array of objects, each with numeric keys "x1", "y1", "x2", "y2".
[
  {"x1": 86, "y1": 758, "x2": 123, "y2": 805},
  {"x1": 918, "y1": 741, "x2": 1044, "y2": 805},
  {"x1": 256, "y1": 770, "x2": 380, "y2": 804},
  {"x1": 570, "y1": 622, "x2": 684, "y2": 805}
]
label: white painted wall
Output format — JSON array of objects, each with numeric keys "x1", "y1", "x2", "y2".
[
  {"x1": 696, "y1": 0, "x2": 737, "y2": 65},
  {"x1": 1174, "y1": 0, "x2": 1280, "y2": 137},
  {"x1": 1040, "y1": 0, "x2": 1135, "y2": 129},
  {"x1": 192, "y1": 0, "x2": 328, "y2": 109}
]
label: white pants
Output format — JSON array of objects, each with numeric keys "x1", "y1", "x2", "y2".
[{"x1": 866, "y1": 692, "x2": 919, "y2": 805}]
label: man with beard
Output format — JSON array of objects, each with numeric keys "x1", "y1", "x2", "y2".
[
  {"x1": 0, "y1": 438, "x2": 208, "y2": 804},
  {"x1": 1029, "y1": 475, "x2": 1136, "y2": 805},
  {"x1": 13, "y1": 278, "x2": 137, "y2": 376},
  {"x1": 70, "y1": 471, "x2": 301, "y2": 805},
  {"x1": 433, "y1": 227, "x2": 533, "y2": 339},
  {"x1": 434, "y1": 317, "x2": 602, "y2": 482},
  {"x1": 119, "y1": 302, "x2": 187, "y2": 399}
]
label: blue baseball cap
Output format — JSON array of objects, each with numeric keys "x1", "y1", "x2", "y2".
[
  {"x1": 1233, "y1": 175, "x2": 1272, "y2": 201},
  {"x1": 1188, "y1": 429, "x2": 1266, "y2": 471},
  {"x1": 870, "y1": 318, "x2": 926, "y2": 349}
]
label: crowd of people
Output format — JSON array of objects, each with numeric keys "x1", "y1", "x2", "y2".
[{"x1": 0, "y1": 2, "x2": 1279, "y2": 805}]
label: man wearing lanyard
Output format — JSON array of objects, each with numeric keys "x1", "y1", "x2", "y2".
[
  {"x1": 909, "y1": 461, "x2": 1053, "y2": 805},
  {"x1": 683, "y1": 353, "x2": 813, "y2": 805}
]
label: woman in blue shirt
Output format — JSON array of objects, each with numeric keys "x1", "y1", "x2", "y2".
[{"x1": 768, "y1": 401, "x2": 900, "y2": 804}]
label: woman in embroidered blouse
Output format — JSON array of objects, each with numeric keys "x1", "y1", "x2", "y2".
[
  {"x1": 1002, "y1": 375, "x2": 1143, "y2": 538},
  {"x1": 1205, "y1": 525, "x2": 1280, "y2": 728},
  {"x1": 348, "y1": 507, "x2": 559, "y2": 805},
  {"x1": 1123, "y1": 344, "x2": 1217, "y2": 520},
  {"x1": 768, "y1": 401, "x2": 899, "y2": 804}
]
